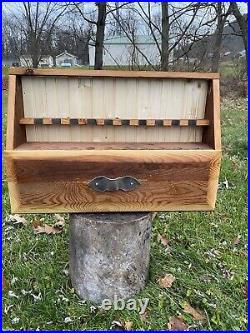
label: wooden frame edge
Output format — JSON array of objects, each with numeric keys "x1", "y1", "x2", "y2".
[
  {"x1": 9, "y1": 67, "x2": 220, "y2": 80},
  {"x1": 5, "y1": 149, "x2": 220, "y2": 161},
  {"x1": 6, "y1": 75, "x2": 16, "y2": 150},
  {"x1": 212, "y1": 79, "x2": 221, "y2": 150},
  {"x1": 203, "y1": 78, "x2": 221, "y2": 150},
  {"x1": 206, "y1": 150, "x2": 222, "y2": 207},
  {"x1": 11, "y1": 203, "x2": 214, "y2": 214}
]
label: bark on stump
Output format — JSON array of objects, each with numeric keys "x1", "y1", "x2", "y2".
[{"x1": 69, "y1": 213, "x2": 152, "y2": 304}]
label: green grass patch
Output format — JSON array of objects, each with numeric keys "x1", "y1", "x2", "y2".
[
  {"x1": 2, "y1": 94, "x2": 247, "y2": 330},
  {"x1": 2, "y1": 66, "x2": 9, "y2": 77}
]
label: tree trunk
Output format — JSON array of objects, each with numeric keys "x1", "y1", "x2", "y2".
[
  {"x1": 211, "y1": 3, "x2": 224, "y2": 72},
  {"x1": 211, "y1": 3, "x2": 231, "y2": 72},
  {"x1": 161, "y1": 2, "x2": 170, "y2": 71},
  {"x1": 94, "y1": 2, "x2": 107, "y2": 70},
  {"x1": 28, "y1": 32, "x2": 40, "y2": 68},
  {"x1": 231, "y1": 2, "x2": 248, "y2": 60},
  {"x1": 69, "y1": 212, "x2": 152, "y2": 303}
]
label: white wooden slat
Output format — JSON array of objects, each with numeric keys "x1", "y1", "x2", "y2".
[{"x1": 21, "y1": 76, "x2": 208, "y2": 143}]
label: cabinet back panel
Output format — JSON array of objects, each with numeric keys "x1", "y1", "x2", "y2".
[{"x1": 22, "y1": 76, "x2": 208, "y2": 143}]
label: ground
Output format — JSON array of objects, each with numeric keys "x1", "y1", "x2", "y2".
[{"x1": 2, "y1": 70, "x2": 247, "y2": 330}]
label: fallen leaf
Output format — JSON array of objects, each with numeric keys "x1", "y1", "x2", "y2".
[
  {"x1": 2, "y1": 273, "x2": 7, "y2": 290},
  {"x1": 62, "y1": 269, "x2": 69, "y2": 276},
  {"x1": 21, "y1": 289, "x2": 31, "y2": 295},
  {"x1": 7, "y1": 214, "x2": 27, "y2": 226},
  {"x1": 33, "y1": 222, "x2": 62, "y2": 235},
  {"x1": 45, "y1": 224, "x2": 62, "y2": 234},
  {"x1": 124, "y1": 321, "x2": 133, "y2": 330},
  {"x1": 157, "y1": 233, "x2": 169, "y2": 247},
  {"x1": 140, "y1": 310, "x2": 149, "y2": 322},
  {"x1": 110, "y1": 320, "x2": 124, "y2": 330},
  {"x1": 54, "y1": 220, "x2": 65, "y2": 229},
  {"x1": 158, "y1": 273, "x2": 175, "y2": 288},
  {"x1": 33, "y1": 225, "x2": 45, "y2": 234},
  {"x1": 54, "y1": 214, "x2": 65, "y2": 228},
  {"x1": 233, "y1": 235, "x2": 241, "y2": 245},
  {"x1": 64, "y1": 317, "x2": 72, "y2": 323},
  {"x1": 243, "y1": 285, "x2": 248, "y2": 299},
  {"x1": 8, "y1": 290, "x2": 19, "y2": 299},
  {"x1": 11, "y1": 317, "x2": 20, "y2": 324},
  {"x1": 11, "y1": 277, "x2": 18, "y2": 285},
  {"x1": 55, "y1": 213, "x2": 64, "y2": 221},
  {"x1": 90, "y1": 305, "x2": 97, "y2": 313},
  {"x1": 32, "y1": 219, "x2": 43, "y2": 229},
  {"x1": 4, "y1": 304, "x2": 14, "y2": 314},
  {"x1": 182, "y1": 302, "x2": 205, "y2": 321},
  {"x1": 30, "y1": 292, "x2": 42, "y2": 301},
  {"x1": 218, "y1": 178, "x2": 233, "y2": 190},
  {"x1": 168, "y1": 316, "x2": 189, "y2": 331}
]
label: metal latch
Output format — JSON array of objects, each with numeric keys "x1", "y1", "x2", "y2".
[{"x1": 88, "y1": 176, "x2": 140, "y2": 192}]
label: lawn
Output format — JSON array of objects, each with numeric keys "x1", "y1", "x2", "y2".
[{"x1": 2, "y1": 80, "x2": 248, "y2": 329}]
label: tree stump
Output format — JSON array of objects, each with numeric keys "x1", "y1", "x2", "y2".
[{"x1": 69, "y1": 212, "x2": 152, "y2": 304}]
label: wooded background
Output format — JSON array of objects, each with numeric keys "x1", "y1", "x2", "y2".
[{"x1": 2, "y1": 2, "x2": 247, "y2": 71}]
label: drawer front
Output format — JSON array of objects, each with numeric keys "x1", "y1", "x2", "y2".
[{"x1": 6, "y1": 150, "x2": 221, "y2": 213}]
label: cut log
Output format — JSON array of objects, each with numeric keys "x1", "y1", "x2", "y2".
[{"x1": 69, "y1": 212, "x2": 152, "y2": 303}]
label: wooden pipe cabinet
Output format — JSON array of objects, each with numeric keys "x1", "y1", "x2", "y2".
[{"x1": 5, "y1": 68, "x2": 221, "y2": 213}]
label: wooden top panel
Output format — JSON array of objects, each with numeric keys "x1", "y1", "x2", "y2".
[{"x1": 9, "y1": 67, "x2": 220, "y2": 80}]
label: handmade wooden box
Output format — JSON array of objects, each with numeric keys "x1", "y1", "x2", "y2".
[{"x1": 5, "y1": 68, "x2": 221, "y2": 213}]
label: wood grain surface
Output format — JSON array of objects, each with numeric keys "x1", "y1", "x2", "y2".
[
  {"x1": 10, "y1": 67, "x2": 220, "y2": 79},
  {"x1": 5, "y1": 71, "x2": 221, "y2": 213},
  {"x1": 15, "y1": 142, "x2": 213, "y2": 151},
  {"x1": 21, "y1": 75, "x2": 208, "y2": 143},
  {"x1": 6, "y1": 75, "x2": 26, "y2": 149},
  {"x1": 6, "y1": 150, "x2": 221, "y2": 213}
]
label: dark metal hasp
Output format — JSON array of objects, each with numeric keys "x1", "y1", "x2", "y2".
[{"x1": 89, "y1": 176, "x2": 140, "y2": 192}]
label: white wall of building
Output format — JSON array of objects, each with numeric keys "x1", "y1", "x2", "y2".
[
  {"x1": 89, "y1": 43, "x2": 161, "y2": 67},
  {"x1": 89, "y1": 37, "x2": 173, "y2": 67},
  {"x1": 103, "y1": 43, "x2": 161, "y2": 66},
  {"x1": 56, "y1": 52, "x2": 78, "y2": 67},
  {"x1": 39, "y1": 55, "x2": 53, "y2": 67}
]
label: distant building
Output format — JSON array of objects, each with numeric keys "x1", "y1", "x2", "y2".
[
  {"x1": 89, "y1": 35, "x2": 169, "y2": 67},
  {"x1": 20, "y1": 55, "x2": 53, "y2": 67},
  {"x1": 56, "y1": 51, "x2": 78, "y2": 67},
  {"x1": 39, "y1": 55, "x2": 54, "y2": 67}
]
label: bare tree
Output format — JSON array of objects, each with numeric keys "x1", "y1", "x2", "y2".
[
  {"x1": 18, "y1": 2, "x2": 67, "y2": 67},
  {"x1": 73, "y1": 2, "x2": 131, "y2": 69},
  {"x1": 95, "y1": 3, "x2": 107, "y2": 69},
  {"x1": 211, "y1": 3, "x2": 232, "y2": 72},
  {"x1": 73, "y1": 2, "x2": 107, "y2": 69},
  {"x1": 114, "y1": 3, "x2": 209, "y2": 70},
  {"x1": 230, "y1": 2, "x2": 247, "y2": 59},
  {"x1": 161, "y1": 2, "x2": 169, "y2": 71}
]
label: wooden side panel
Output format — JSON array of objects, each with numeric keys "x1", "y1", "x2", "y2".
[
  {"x1": 21, "y1": 76, "x2": 208, "y2": 143},
  {"x1": 6, "y1": 75, "x2": 26, "y2": 149},
  {"x1": 6, "y1": 150, "x2": 221, "y2": 213},
  {"x1": 203, "y1": 79, "x2": 221, "y2": 149}
]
